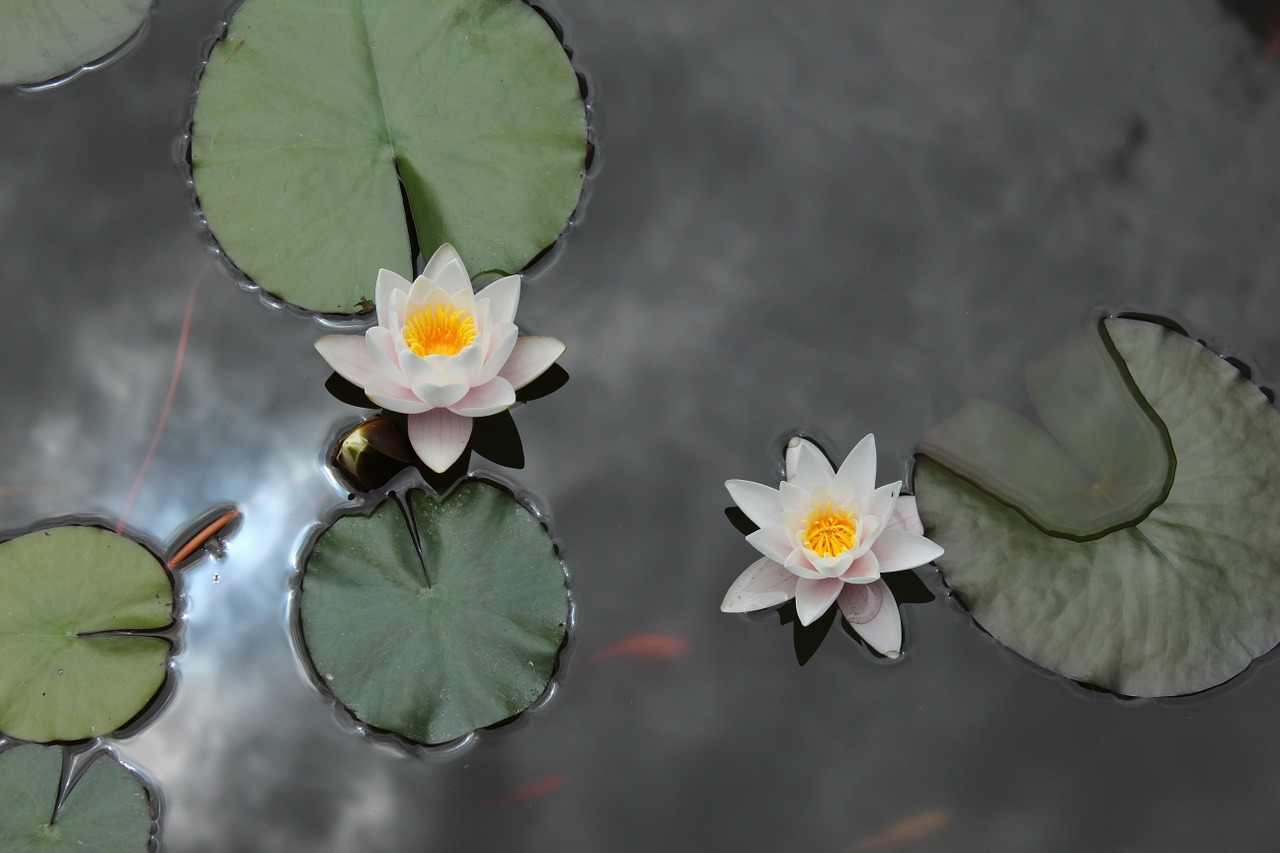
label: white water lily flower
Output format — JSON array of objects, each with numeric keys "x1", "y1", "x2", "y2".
[
  {"x1": 722, "y1": 434, "x2": 944, "y2": 657},
  {"x1": 314, "y1": 245, "x2": 565, "y2": 472}
]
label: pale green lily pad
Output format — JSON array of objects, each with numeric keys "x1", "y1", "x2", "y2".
[
  {"x1": 191, "y1": 0, "x2": 588, "y2": 314},
  {"x1": 0, "y1": 745, "x2": 152, "y2": 852},
  {"x1": 916, "y1": 318, "x2": 1280, "y2": 696},
  {"x1": 0, "y1": 0, "x2": 151, "y2": 87},
  {"x1": 300, "y1": 481, "x2": 568, "y2": 744},
  {"x1": 0, "y1": 527, "x2": 173, "y2": 742}
]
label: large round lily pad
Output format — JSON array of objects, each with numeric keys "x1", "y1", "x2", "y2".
[
  {"x1": 300, "y1": 481, "x2": 569, "y2": 744},
  {"x1": 916, "y1": 318, "x2": 1280, "y2": 696},
  {"x1": 0, "y1": 0, "x2": 151, "y2": 87},
  {"x1": 0, "y1": 745, "x2": 153, "y2": 851},
  {"x1": 0, "y1": 527, "x2": 173, "y2": 742},
  {"x1": 190, "y1": 0, "x2": 588, "y2": 314}
]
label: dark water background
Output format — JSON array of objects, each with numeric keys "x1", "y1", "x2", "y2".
[{"x1": 3, "y1": 1, "x2": 1280, "y2": 850}]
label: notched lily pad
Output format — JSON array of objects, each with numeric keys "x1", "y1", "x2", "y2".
[
  {"x1": 0, "y1": 0, "x2": 152, "y2": 88},
  {"x1": 0, "y1": 745, "x2": 153, "y2": 852},
  {"x1": 916, "y1": 318, "x2": 1280, "y2": 696},
  {"x1": 299, "y1": 480, "x2": 569, "y2": 744},
  {"x1": 0, "y1": 527, "x2": 173, "y2": 742},
  {"x1": 190, "y1": 0, "x2": 588, "y2": 313}
]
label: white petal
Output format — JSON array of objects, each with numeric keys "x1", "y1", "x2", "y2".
[
  {"x1": 863, "y1": 482, "x2": 902, "y2": 526},
  {"x1": 422, "y1": 244, "x2": 472, "y2": 295},
  {"x1": 498, "y1": 336, "x2": 566, "y2": 390},
  {"x1": 448, "y1": 377, "x2": 516, "y2": 417},
  {"x1": 315, "y1": 335, "x2": 377, "y2": 387},
  {"x1": 745, "y1": 526, "x2": 791, "y2": 564},
  {"x1": 778, "y1": 480, "x2": 812, "y2": 515},
  {"x1": 831, "y1": 433, "x2": 877, "y2": 500},
  {"x1": 375, "y1": 268, "x2": 409, "y2": 321},
  {"x1": 804, "y1": 546, "x2": 856, "y2": 579},
  {"x1": 887, "y1": 495, "x2": 925, "y2": 535},
  {"x1": 720, "y1": 557, "x2": 798, "y2": 613},
  {"x1": 410, "y1": 381, "x2": 470, "y2": 408},
  {"x1": 366, "y1": 327, "x2": 406, "y2": 384},
  {"x1": 474, "y1": 324, "x2": 519, "y2": 386},
  {"x1": 365, "y1": 374, "x2": 431, "y2": 414},
  {"x1": 725, "y1": 479, "x2": 782, "y2": 529},
  {"x1": 839, "y1": 549, "x2": 880, "y2": 583},
  {"x1": 789, "y1": 440, "x2": 835, "y2": 492},
  {"x1": 838, "y1": 581, "x2": 901, "y2": 658},
  {"x1": 795, "y1": 577, "x2": 843, "y2": 626},
  {"x1": 407, "y1": 409, "x2": 473, "y2": 472},
  {"x1": 476, "y1": 274, "x2": 521, "y2": 326},
  {"x1": 871, "y1": 529, "x2": 944, "y2": 573},
  {"x1": 783, "y1": 546, "x2": 822, "y2": 579}
]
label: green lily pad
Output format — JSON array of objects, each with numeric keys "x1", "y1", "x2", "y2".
[
  {"x1": 0, "y1": 0, "x2": 151, "y2": 87},
  {"x1": 190, "y1": 0, "x2": 588, "y2": 314},
  {"x1": 0, "y1": 527, "x2": 173, "y2": 742},
  {"x1": 299, "y1": 481, "x2": 569, "y2": 744},
  {"x1": 0, "y1": 745, "x2": 153, "y2": 852},
  {"x1": 916, "y1": 318, "x2": 1280, "y2": 696}
]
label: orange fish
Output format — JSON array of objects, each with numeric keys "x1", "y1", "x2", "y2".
[
  {"x1": 849, "y1": 810, "x2": 952, "y2": 851},
  {"x1": 587, "y1": 633, "x2": 693, "y2": 662},
  {"x1": 483, "y1": 774, "x2": 569, "y2": 808}
]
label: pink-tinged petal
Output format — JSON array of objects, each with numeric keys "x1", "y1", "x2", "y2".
[
  {"x1": 422, "y1": 244, "x2": 472, "y2": 295},
  {"x1": 375, "y1": 268, "x2": 410, "y2": 321},
  {"x1": 863, "y1": 481, "x2": 902, "y2": 525},
  {"x1": 407, "y1": 409, "x2": 473, "y2": 472},
  {"x1": 887, "y1": 495, "x2": 925, "y2": 535},
  {"x1": 365, "y1": 374, "x2": 431, "y2": 414},
  {"x1": 725, "y1": 479, "x2": 782, "y2": 529},
  {"x1": 476, "y1": 274, "x2": 521, "y2": 326},
  {"x1": 795, "y1": 577, "x2": 843, "y2": 626},
  {"x1": 448, "y1": 377, "x2": 516, "y2": 417},
  {"x1": 475, "y1": 324, "x2": 518, "y2": 385},
  {"x1": 840, "y1": 549, "x2": 880, "y2": 583},
  {"x1": 315, "y1": 335, "x2": 377, "y2": 387},
  {"x1": 410, "y1": 381, "x2": 470, "y2": 408},
  {"x1": 871, "y1": 528, "x2": 944, "y2": 573},
  {"x1": 366, "y1": 326, "x2": 406, "y2": 384},
  {"x1": 498, "y1": 336, "x2": 565, "y2": 390},
  {"x1": 838, "y1": 580, "x2": 901, "y2": 658},
  {"x1": 831, "y1": 433, "x2": 877, "y2": 500},
  {"x1": 721, "y1": 557, "x2": 798, "y2": 613},
  {"x1": 783, "y1": 546, "x2": 822, "y2": 579},
  {"x1": 745, "y1": 526, "x2": 791, "y2": 564},
  {"x1": 788, "y1": 439, "x2": 835, "y2": 491}
]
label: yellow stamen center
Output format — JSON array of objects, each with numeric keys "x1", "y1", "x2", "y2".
[
  {"x1": 802, "y1": 503, "x2": 857, "y2": 558},
  {"x1": 402, "y1": 305, "x2": 477, "y2": 357}
]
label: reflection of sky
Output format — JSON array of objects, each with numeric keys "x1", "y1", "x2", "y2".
[{"x1": 3, "y1": 0, "x2": 1280, "y2": 850}]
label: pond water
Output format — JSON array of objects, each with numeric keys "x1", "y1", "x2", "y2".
[{"x1": 3, "y1": 0, "x2": 1280, "y2": 850}]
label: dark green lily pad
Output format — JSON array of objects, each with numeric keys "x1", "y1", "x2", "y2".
[
  {"x1": 0, "y1": 527, "x2": 173, "y2": 742},
  {"x1": 0, "y1": 0, "x2": 151, "y2": 87},
  {"x1": 916, "y1": 318, "x2": 1280, "y2": 696},
  {"x1": 191, "y1": 0, "x2": 588, "y2": 314},
  {"x1": 300, "y1": 481, "x2": 568, "y2": 744},
  {"x1": 0, "y1": 745, "x2": 152, "y2": 851}
]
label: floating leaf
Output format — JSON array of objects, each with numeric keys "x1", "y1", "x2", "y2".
[
  {"x1": 300, "y1": 481, "x2": 568, "y2": 744},
  {"x1": 191, "y1": 0, "x2": 587, "y2": 314},
  {"x1": 0, "y1": 527, "x2": 172, "y2": 742},
  {"x1": 0, "y1": 0, "x2": 151, "y2": 87},
  {"x1": 0, "y1": 745, "x2": 152, "y2": 851},
  {"x1": 916, "y1": 318, "x2": 1280, "y2": 696}
]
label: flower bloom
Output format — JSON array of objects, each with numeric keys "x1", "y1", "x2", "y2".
[
  {"x1": 315, "y1": 245, "x2": 564, "y2": 472},
  {"x1": 722, "y1": 434, "x2": 943, "y2": 657}
]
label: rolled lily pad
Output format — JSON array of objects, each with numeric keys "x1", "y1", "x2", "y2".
[
  {"x1": 0, "y1": 745, "x2": 153, "y2": 851},
  {"x1": 0, "y1": 527, "x2": 173, "y2": 742},
  {"x1": 191, "y1": 0, "x2": 588, "y2": 314},
  {"x1": 300, "y1": 481, "x2": 568, "y2": 744},
  {"x1": 916, "y1": 318, "x2": 1280, "y2": 696},
  {"x1": 0, "y1": 0, "x2": 151, "y2": 87}
]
